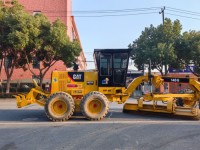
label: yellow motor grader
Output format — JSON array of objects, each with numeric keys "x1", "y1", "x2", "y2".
[{"x1": 14, "y1": 49, "x2": 200, "y2": 121}]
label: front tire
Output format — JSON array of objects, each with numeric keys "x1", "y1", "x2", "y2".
[
  {"x1": 45, "y1": 92, "x2": 75, "y2": 122},
  {"x1": 80, "y1": 91, "x2": 109, "y2": 121}
]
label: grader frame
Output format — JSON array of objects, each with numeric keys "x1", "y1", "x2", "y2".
[{"x1": 13, "y1": 49, "x2": 200, "y2": 121}]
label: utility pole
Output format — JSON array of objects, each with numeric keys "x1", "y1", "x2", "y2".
[
  {"x1": 159, "y1": 6, "x2": 169, "y2": 93},
  {"x1": 159, "y1": 6, "x2": 165, "y2": 25},
  {"x1": 159, "y1": 6, "x2": 167, "y2": 75},
  {"x1": 160, "y1": 6, "x2": 168, "y2": 75}
]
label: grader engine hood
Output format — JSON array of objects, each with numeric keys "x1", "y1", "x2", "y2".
[{"x1": 51, "y1": 71, "x2": 98, "y2": 96}]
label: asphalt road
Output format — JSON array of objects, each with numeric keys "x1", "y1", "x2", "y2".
[{"x1": 0, "y1": 99, "x2": 200, "y2": 150}]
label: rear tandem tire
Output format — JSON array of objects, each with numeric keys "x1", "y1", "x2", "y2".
[
  {"x1": 45, "y1": 92, "x2": 75, "y2": 122},
  {"x1": 80, "y1": 91, "x2": 109, "y2": 121}
]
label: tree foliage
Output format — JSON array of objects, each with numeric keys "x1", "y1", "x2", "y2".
[
  {"x1": 0, "y1": 0, "x2": 33, "y2": 93},
  {"x1": 24, "y1": 14, "x2": 81, "y2": 86},
  {"x1": 174, "y1": 31, "x2": 200, "y2": 76},
  {"x1": 0, "y1": 0, "x2": 81, "y2": 92},
  {"x1": 129, "y1": 18, "x2": 182, "y2": 75}
]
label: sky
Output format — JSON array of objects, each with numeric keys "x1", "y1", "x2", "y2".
[{"x1": 73, "y1": 0, "x2": 200, "y2": 70}]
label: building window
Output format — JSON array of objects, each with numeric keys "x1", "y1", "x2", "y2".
[
  {"x1": 72, "y1": 28, "x2": 75, "y2": 41},
  {"x1": 33, "y1": 11, "x2": 41, "y2": 16}
]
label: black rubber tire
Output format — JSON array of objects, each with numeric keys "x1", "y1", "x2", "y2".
[
  {"x1": 45, "y1": 92, "x2": 75, "y2": 122},
  {"x1": 176, "y1": 98, "x2": 184, "y2": 106},
  {"x1": 80, "y1": 91, "x2": 109, "y2": 121}
]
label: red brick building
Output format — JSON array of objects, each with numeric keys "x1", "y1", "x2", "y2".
[{"x1": 1, "y1": 0, "x2": 87, "y2": 83}]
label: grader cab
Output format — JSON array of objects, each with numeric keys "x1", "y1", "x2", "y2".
[{"x1": 14, "y1": 49, "x2": 200, "y2": 121}]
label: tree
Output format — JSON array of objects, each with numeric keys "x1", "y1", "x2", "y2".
[
  {"x1": 24, "y1": 14, "x2": 81, "y2": 87},
  {"x1": 61, "y1": 40, "x2": 82, "y2": 68},
  {"x1": 0, "y1": 0, "x2": 81, "y2": 93},
  {"x1": 0, "y1": 1, "x2": 4, "y2": 78},
  {"x1": 0, "y1": 0, "x2": 35, "y2": 93},
  {"x1": 175, "y1": 31, "x2": 200, "y2": 76},
  {"x1": 129, "y1": 18, "x2": 182, "y2": 75}
]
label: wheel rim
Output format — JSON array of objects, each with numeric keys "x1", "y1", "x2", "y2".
[
  {"x1": 183, "y1": 98, "x2": 196, "y2": 107},
  {"x1": 51, "y1": 99, "x2": 68, "y2": 116},
  {"x1": 88, "y1": 99, "x2": 103, "y2": 114}
]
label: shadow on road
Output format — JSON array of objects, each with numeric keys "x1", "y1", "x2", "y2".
[
  {"x1": 0, "y1": 108, "x2": 199, "y2": 122},
  {"x1": 0, "y1": 109, "x2": 48, "y2": 122},
  {"x1": 121, "y1": 109, "x2": 200, "y2": 121}
]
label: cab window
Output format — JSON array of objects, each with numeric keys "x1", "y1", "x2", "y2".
[
  {"x1": 113, "y1": 53, "x2": 128, "y2": 69},
  {"x1": 100, "y1": 54, "x2": 112, "y2": 76}
]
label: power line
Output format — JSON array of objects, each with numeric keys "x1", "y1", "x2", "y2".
[
  {"x1": 47, "y1": 12, "x2": 158, "y2": 18},
  {"x1": 166, "y1": 13, "x2": 200, "y2": 21},
  {"x1": 160, "y1": 6, "x2": 200, "y2": 21},
  {"x1": 28, "y1": 7, "x2": 161, "y2": 14},
  {"x1": 72, "y1": 7, "x2": 160, "y2": 13},
  {"x1": 167, "y1": 9, "x2": 200, "y2": 17},
  {"x1": 166, "y1": 7, "x2": 200, "y2": 15},
  {"x1": 75, "y1": 12, "x2": 158, "y2": 17},
  {"x1": 164, "y1": 6, "x2": 200, "y2": 21}
]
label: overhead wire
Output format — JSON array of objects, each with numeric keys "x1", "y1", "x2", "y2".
[
  {"x1": 164, "y1": 6, "x2": 200, "y2": 21},
  {"x1": 167, "y1": 9, "x2": 200, "y2": 17},
  {"x1": 30, "y1": 6, "x2": 200, "y2": 21},
  {"x1": 28, "y1": 7, "x2": 161, "y2": 14},
  {"x1": 166, "y1": 7, "x2": 200, "y2": 15},
  {"x1": 29, "y1": 7, "x2": 160, "y2": 18},
  {"x1": 166, "y1": 13, "x2": 200, "y2": 21},
  {"x1": 72, "y1": 7, "x2": 160, "y2": 14},
  {"x1": 46, "y1": 12, "x2": 158, "y2": 18}
]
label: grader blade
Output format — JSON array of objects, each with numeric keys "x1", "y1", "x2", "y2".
[{"x1": 123, "y1": 93, "x2": 200, "y2": 117}]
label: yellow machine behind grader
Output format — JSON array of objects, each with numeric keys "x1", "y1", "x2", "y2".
[{"x1": 14, "y1": 49, "x2": 200, "y2": 121}]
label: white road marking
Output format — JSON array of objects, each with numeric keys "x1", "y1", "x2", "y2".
[
  {"x1": 22, "y1": 118, "x2": 39, "y2": 121},
  {"x1": 0, "y1": 120, "x2": 199, "y2": 126}
]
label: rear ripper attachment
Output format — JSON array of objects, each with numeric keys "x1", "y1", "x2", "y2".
[{"x1": 13, "y1": 79, "x2": 48, "y2": 108}]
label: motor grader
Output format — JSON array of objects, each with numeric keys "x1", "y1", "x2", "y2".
[{"x1": 14, "y1": 49, "x2": 200, "y2": 121}]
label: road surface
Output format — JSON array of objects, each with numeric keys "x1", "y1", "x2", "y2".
[{"x1": 0, "y1": 99, "x2": 200, "y2": 150}]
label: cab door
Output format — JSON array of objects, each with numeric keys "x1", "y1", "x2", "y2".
[
  {"x1": 112, "y1": 53, "x2": 129, "y2": 86},
  {"x1": 98, "y1": 53, "x2": 112, "y2": 86},
  {"x1": 98, "y1": 52, "x2": 129, "y2": 87}
]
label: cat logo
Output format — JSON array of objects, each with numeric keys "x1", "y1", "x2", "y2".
[
  {"x1": 73, "y1": 74, "x2": 82, "y2": 80},
  {"x1": 68, "y1": 72, "x2": 84, "y2": 82}
]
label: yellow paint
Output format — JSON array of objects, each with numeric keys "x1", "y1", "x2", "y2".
[
  {"x1": 51, "y1": 99, "x2": 68, "y2": 116},
  {"x1": 87, "y1": 99, "x2": 103, "y2": 114},
  {"x1": 14, "y1": 70, "x2": 200, "y2": 118}
]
